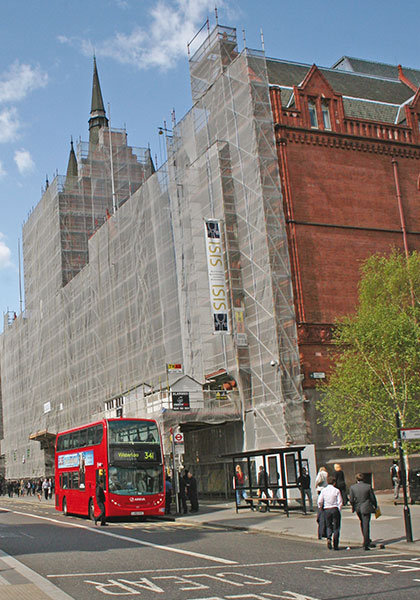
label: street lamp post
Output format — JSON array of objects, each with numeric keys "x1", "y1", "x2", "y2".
[{"x1": 395, "y1": 411, "x2": 413, "y2": 543}]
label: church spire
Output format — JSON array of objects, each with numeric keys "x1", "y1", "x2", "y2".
[
  {"x1": 66, "y1": 138, "x2": 78, "y2": 179},
  {"x1": 89, "y1": 57, "x2": 108, "y2": 144}
]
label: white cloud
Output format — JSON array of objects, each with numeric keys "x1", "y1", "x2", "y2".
[
  {"x1": 14, "y1": 149, "x2": 35, "y2": 175},
  {"x1": 0, "y1": 233, "x2": 12, "y2": 269},
  {"x1": 0, "y1": 160, "x2": 6, "y2": 178},
  {"x1": 0, "y1": 107, "x2": 21, "y2": 143},
  {"x1": 60, "y1": 0, "x2": 222, "y2": 70},
  {"x1": 0, "y1": 61, "x2": 48, "y2": 104}
]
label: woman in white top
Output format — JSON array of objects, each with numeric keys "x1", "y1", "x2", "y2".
[{"x1": 315, "y1": 466, "x2": 328, "y2": 494}]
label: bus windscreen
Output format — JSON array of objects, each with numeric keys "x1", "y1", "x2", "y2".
[{"x1": 108, "y1": 465, "x2": 163, "y2": 495}]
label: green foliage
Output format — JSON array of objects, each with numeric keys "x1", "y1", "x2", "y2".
[{"x1": 317, "y1": 250, "x2": 420, "y2": 454}]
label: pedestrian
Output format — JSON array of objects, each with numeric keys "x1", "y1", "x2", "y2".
[
  {"x1": 42, "y1": 478, "x2": 49, "y2": 500},
  {"x1": 178, "y1": 469, "x2": 188, "y2": 514},
  {"x1": 315, "y1": 466, "x2": 328, "y2": 495},
  {"x1": 390, "y1": 460, "x2": 401, "y2": 504},
  {"x1": 186, "y1": 471, "x2": 199, "y2": 513},
  {"x1": 349, "y1": 472, "x2": 378, "y2": 551},
  {"x1": 233, "y1": 464, "x2": 248, "y2": 506},
  {"x1": 257, "y1": 465, "x2": 270, "y2": 502},
  {"x1": 36, "y1": 479, "x2": 42, "y2": 500},
  {"x1": 95, "y1": 478, "x2": 107, "y2": 526},
  {"x1": 165, "y1": 474, "x2": 172, "y2": 515},
  {"x1": 333, "y1": 463, "x2": 348, "y2": 505},
  {"x1": 297, "y1": 467, "x2": 313, "y2": 512},
  {"x1": 317, "y1": 475, "x2": 342, "y2": 550}
]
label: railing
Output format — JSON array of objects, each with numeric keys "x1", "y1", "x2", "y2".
[{"x1": 343, "y1": 118, "x2": 413, "y2": 143}]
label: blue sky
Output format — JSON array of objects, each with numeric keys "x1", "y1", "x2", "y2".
[{"x1": 1, "y1": 0, "x2": 420, "y2": 327}]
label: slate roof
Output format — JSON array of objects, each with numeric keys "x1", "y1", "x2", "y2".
[
  {"x1": 342, "y1": 98, "x2": 399, "y2": 123},
  {"x1": 266, "y1": 56, "x2": 418, "y2": 124},
  {"x1": 332, "y1": 56, "x2": 420, "y2": 88}
]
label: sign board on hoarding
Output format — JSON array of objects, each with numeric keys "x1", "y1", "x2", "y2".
[
  {"x1": 400, "y1": 428, "x2": 420, "y2": 440},
  {"x1": 172, "y1": 392, "x2": 190, "y2": 411},
  {"x1": 204, "y1": 220, "x2": 230, "y2": 333},
  {"x1": 167, "y1": 363, "x2": 183, "y2": 373}
]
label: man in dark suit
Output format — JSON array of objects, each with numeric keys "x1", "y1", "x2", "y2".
[
  {"x1": 95, "y1": 478, "x2": 107, "y2": 526},
  {"x1": 349, "y1": 472, "x2": 377, "y2": 550}
]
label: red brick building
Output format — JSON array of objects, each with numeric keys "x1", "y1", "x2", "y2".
[{"x1": 268, "y1": 57, "x2": 420, "y2": 479}]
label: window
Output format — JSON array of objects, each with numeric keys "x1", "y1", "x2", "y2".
[
  {"x1": 322, "y1": 103, "x2": 331, "y2": 130},
  {"x1": 308, "y1": 100, "x2": 318, "y2": 128}
]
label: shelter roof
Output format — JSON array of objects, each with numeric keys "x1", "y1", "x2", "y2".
[{"x1": 222, "y1": 446, "x2": 305, "y2": 458}]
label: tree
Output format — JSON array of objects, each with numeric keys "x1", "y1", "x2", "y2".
[{"x1": 317, "y1": 250, "x2": 420, "y2": 454}]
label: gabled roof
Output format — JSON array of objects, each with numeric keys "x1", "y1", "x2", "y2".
[
  {"x1": 266, "y1": 55, "x2": 418, "y2": 125},
  {"x1": 267, "y1": 58, "x2": 414, "y2": 104}
]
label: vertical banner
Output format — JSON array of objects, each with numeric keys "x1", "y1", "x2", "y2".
[{"x1": 204, "y1": 220, "x2": 230, "y2": 333}]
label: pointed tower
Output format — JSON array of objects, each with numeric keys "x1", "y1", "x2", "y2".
[
  {"x1": 65, "y1": 139, "x2": 78, "y2": 179},
  {"x1": 88, "y1": 57, "x2": 108, "y2": 144}
]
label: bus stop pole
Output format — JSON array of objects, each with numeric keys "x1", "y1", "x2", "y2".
[
  {"x1": 171, "y1": 430, "x2": 180, "y2": 514},
  {"x1": 396, "y1": 412, "x2": 413, "y2": 543}
]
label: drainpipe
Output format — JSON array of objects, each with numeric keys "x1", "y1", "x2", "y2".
[
  {"x1": 392, "y1": 159, "x2": 415, "y2": 310},
  {"x1": 392, "y1": 159, "x2": 409, "y2": 258},
  {"x1": 278, "y1": 138, "x2": 306, "y2": 323}
]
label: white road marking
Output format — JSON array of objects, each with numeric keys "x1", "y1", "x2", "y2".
[
  {"x1": 4, "y1": 508, "x2": 236, "y2": 565},
  {"x1": 0, "y1": 549, "x2": 74, "y2": 599},
  {"x1": 47, "y1": 552, "x2": 407, "y2": 578}
]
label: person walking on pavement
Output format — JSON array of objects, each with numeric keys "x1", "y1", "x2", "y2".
[
  {"x1": 186, "y1": 471, "x2": 199, "y2": 513},
  {"x1": 315, "y1": 466, "x2": 328, "y2": 495},
  {"x1": 390, "y1": 460, "x2": 401, "y2": 504},
  {"x1": 95, "y1": 478, "x2": 107, "y2": 526},
  {"x1": 317, "y1": 475, "x2": 343, "y2": 550},
  {"x1": 165, "y1": 474, "x2": 172, "y2": 515},
  {"x1": 178, "y1": 469, "x2": 188, "y2": 514},
  {"x1": 349, "y1": 472, "x2": 378, "y2": 550},
  {"x1": 42, "y1": 478, "x2": 49, "y2": 500},
  {"x1": 333, "y1": 463, "x2": 348, "y2": 505},
  {"x1": 297, "y1": 467, "x2": 313, "y2": 512},
  {"x1": 234, "y1": 464, "x2": 248, "y2": 506}
]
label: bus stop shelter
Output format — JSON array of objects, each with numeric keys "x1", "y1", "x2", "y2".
[{"x1": 223, "y1": 446, "x2": 309, "y2": 516}]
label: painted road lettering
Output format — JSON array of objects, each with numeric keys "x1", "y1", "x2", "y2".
[
  {"x1": 306, "y1": 557, "x2": 420, "y2": 577},
  {"x1": 85, "y1": 572, "x2": 272, "y2": 595},
  {"x1": 153, "y1": 573, "x2": 271, "y2": 590}
]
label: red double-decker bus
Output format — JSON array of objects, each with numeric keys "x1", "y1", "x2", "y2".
[{"x1": 55, "y1": 418, "x2": 165, "y2": 519}]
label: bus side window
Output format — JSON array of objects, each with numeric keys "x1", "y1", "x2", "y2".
[
  {"x1": 87, "y1": 426, "x2": 95, "y2": 446},
  {"x1": 78, "y1": 429, "x2": 87, "y2": 448},
  {"x1": 94, "y1": 425, "x2": 103, "y2": 445},
  {"x1": 71, "y1": 472, "x2": 78, "y2": 489}
]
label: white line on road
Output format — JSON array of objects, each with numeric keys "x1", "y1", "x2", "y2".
[
  {"x1": 4, "y1": 509, "x2": 237, "y2": 565},
  {"x1": 47, "y1": 552, "x2": 407, "y2": 578},
  {"x1": 0, "y1": 549, "x2": 74, "y2": 599}
]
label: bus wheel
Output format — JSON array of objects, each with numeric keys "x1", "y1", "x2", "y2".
[
  {"x1": 89, "y1": 499, "x2": 95, "y2": 521},
  {"x1": 62, "y1": 498, "x2": 68, "y2": 516}
]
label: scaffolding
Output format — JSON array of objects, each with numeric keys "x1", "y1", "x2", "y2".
[{"x1": 0, "y1": 24, "x2": 306, "y2": 481}]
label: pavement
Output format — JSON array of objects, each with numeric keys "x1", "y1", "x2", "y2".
[{"x1": 0, "y1": 491, "x2": 418, "y2": 599}]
